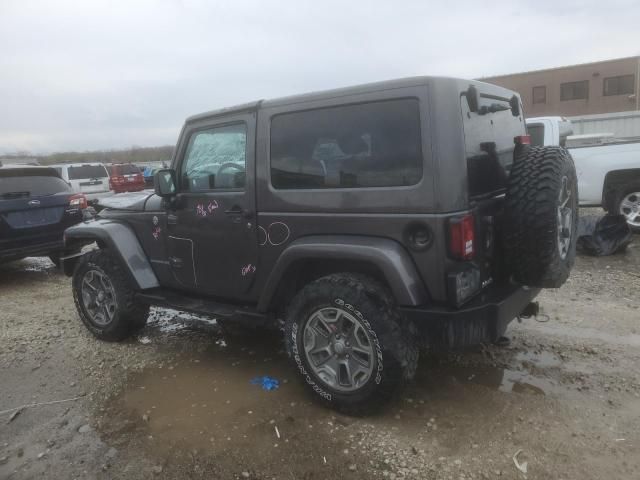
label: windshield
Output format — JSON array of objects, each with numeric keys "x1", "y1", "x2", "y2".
[
  {"x1": 68, "y1": 165, "x2": 108, "y2": 180},
  {"x1": 118, "y1": 164, "x2": 140, "y2": 175}
]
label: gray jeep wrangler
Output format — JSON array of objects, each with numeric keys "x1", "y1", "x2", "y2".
[{"x1": 62, "y1": 77, "x2": 578, "y2": 412}]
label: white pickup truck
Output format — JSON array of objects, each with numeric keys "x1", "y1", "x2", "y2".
[{"x1": 526, "y1": 116, "x2": 640, "y2": 231}]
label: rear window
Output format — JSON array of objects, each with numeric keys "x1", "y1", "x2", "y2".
[
  {"x1": 68, "y1": 165, "x2": 108, "y2": 180},
  {"x1": 111, "y1": 164, "x2": 140, "y2": 175},
  {"x1": 528, "y1": 124, "x2": 545, "y2": 146},
  {"x1": 461, "y1": 93, "x2": 524, "y2": 198},
  {"x1": 0, "y1": 170, "x2": 71, "y2": 196},
  {"x1": 270, "y1": 98, "x2": 423, "y2": 189}
]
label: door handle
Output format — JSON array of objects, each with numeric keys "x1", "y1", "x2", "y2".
[
  {"x1": 224, "y1": 206, "x2": 253, "y2": 219},
  {"x1": 167, "y1": 214, "x2": 177, "y2": 225}
]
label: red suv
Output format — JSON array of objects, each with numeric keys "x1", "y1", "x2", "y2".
[{"x1": 106, "y1": 164, "x2": 145, "y2": 193}]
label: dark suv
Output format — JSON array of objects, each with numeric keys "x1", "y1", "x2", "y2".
[
  {"x1": 62, "y1": 77, "x2": 578, "y2": 412},
  {"x1": 0, "y1": 164, "x2": 89, "y2": 265}
]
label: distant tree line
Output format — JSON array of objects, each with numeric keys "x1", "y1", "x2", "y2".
[{"x1": 0, "y1": 145, "x2": 175, "y2": 165}]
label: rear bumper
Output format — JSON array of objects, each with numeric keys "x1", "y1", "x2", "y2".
[{"x1": 400, "y1": 284, "x2": 540, "y2": 347}]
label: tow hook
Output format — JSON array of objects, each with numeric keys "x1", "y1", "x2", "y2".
[
  {"x1": 518, "y1": 301, "x2": 539, "y2": 320},
  {"x1": 517, "y1": 301, "x2": 549, "y2": 323}
]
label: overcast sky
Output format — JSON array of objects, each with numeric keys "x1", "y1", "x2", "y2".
[{"x1": 1, "y1": 0, "x2": 638, "y2": 154}]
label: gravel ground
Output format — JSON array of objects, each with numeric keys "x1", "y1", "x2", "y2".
[{"x1": 1, "y1": 237, "x2": 639, "y2": 480}]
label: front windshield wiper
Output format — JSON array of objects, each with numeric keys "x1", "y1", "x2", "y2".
[{"x1": 1, "y1": 191, "x2": 31, "y2": 199}]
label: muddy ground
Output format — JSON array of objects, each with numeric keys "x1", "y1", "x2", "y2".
[{"x1": 1, "y1": 239, "x2": 640, "y2": 479}]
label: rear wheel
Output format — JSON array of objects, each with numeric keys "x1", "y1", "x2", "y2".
[
  {"x1": 284, "y1": 273, "x2": 418, "y2": 414},
  {"x1": 609, "y1": 182, "x2": 640, "y2": 232},
  {"x1": 72, "y1": 249, "x2": 149, "y2": 341}
]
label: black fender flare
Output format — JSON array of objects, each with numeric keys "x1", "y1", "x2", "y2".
[
  {"x1": 63, "y1": 219, "x2": 160, "y2": 290},
  {"x1": 257, "y1": 235, "x2": 428, "y2": 311}
]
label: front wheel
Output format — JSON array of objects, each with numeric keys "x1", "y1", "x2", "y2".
[
  {"x1": 284, "y1": 273, "x2": 418, "y2": 414},
  {"x1": 72, "y1": 249, "x2": 149, "y2": 341}
]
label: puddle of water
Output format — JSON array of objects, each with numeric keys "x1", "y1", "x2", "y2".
[
  {"x1": 104, "y1": 332, "x2": 323, "y2": 454},
  {"x1": 438, "y1": 365, "x2": 553, "y2": 395},
  {"x1": 414, "y1": 350, "x2": 563, "y2": 397},
  {"x1": 100, "y1": 331, "x2": 375, "y2": 479}
]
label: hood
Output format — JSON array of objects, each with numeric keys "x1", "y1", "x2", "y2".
[{"x1": 97, "y1": 191, "x2": 155, "y2": 211}]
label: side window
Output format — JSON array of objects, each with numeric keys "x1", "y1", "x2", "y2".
[
  {"x1": 270, "y1": 99, "x2": 422, "y2": 189},
  {"x1": 460, "y1": 92, "x2": 524, "y2": 198},
  {"x1": 181, "y1": 123, "x2": 247, "y2": 192},
  {"x1": 603, "y1": 75, "x2": 635, "y2": 96}
]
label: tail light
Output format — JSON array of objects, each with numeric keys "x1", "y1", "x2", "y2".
[
  {"x1": 69, "y1": 193, "x2": 88, "y2": 209},
  {"x1": 448, "y1": 214, "x2": 475, "y2": 260},
  {"x1": 514, "y1": 135, "x2": 531, "y2": 145},
  {"x1": 110, "y1": 176, "x2": 125, "y2": 188}
]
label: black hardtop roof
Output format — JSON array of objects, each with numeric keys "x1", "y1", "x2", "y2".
[{"x1": 184, "y1": 76, "x2": 516, "y2": 125}]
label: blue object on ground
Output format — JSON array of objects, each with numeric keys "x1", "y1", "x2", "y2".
[{"x1": 250, "y1": 376, "x2": 280, "y2": 391}]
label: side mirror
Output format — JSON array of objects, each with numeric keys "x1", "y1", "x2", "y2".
[
  {"x1": 154, "y1": 169, "x2": 177, "y2": 198},
  {"x1": 466, "y1": 85, "x2": 479, "y2": 113}
]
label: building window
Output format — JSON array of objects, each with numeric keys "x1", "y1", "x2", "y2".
[
  {"x1": 532, "y1": 86, "x2": 546, "y2": 104},
  {"x1": 603, "y1": 75, "x2": 635, "y2": 96},
  {"x1": 560, "y1": 80, "x2": 589, "y2": 101}
]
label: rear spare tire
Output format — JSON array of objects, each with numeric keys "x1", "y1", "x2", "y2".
[{"x1": 503, "y1": 146, "x2": 578, "y2": 288}]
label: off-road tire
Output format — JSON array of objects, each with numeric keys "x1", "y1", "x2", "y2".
[
  {"x1": 606, "y1": 182, "x2": 640, "y2": 233},
  {"x1": 503, "y1": 146, "x2": 578, "y2": 288},
  {"x1": 284, "y1": 273, "x2": 418, "y2": 414},
  {"x1": 72, "y1": 249, "x2": 149, "y2": 341}
]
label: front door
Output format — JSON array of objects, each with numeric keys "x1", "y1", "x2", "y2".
[{"x1": 165, "y1": 113, "x2": 259, "y2": 300}]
